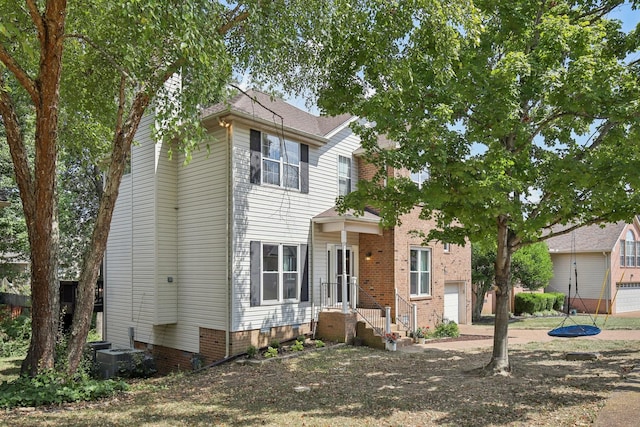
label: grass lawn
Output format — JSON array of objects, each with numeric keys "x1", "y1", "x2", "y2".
[
  {"x1": 0, "y1": 356, "x2": 21, "y2": 383},
  {"x1": 3, "y1": 339, "x2": 640, "y2": 426},
  {"x1": 508, "y1": 315, "x2": 640, "y2": 330}
]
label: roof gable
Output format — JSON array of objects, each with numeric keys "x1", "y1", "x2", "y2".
[
  {"x1": 201, "y1": 90, "x2": 354, "y2": 139},
  {"x1": 546, "y1": 221, "x2": 628, "y2": 253}
]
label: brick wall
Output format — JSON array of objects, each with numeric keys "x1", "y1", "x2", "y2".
[
  {"x1": 357, "y1": 158, "x2": 472, "y2": 327},
  {"x1": 137, "y1": 322, "x2": 313, "y2": 374},
  {"x1": 315, "y1": 311, "x2": 357, "y2": 342},
  {"x1": 134, "y1": 341, "x2": 193, "y2": 375}
]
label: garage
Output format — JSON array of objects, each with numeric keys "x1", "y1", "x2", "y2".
[
  {"x1": 615, "y1": 283, "x2": 640, "y2": 313},
  {"x1": 444, "y1": 283, "x2": 461, "y2": 323}
]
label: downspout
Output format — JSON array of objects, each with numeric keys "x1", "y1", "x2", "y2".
[
  {"x1": 310, "y1": 219, "x2": 315, "y2": 333},
  {"x1": 225, "y1": 123, "x2": 232, "y2": 358},
  {"x1": 604, "y1": 252, "x2": 611, "y2": 314}
]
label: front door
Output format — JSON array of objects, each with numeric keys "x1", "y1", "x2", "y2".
[
  {"x1": 336, "y1": 248, "x2": 352, "y2": 303},
  {"x1": 327, "y1": 245, "x2": 357, "y2": 304}
]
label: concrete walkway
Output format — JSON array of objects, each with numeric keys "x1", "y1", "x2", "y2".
[{"x1": 399, "y1": 320, "x2": 640, "y2": 426}]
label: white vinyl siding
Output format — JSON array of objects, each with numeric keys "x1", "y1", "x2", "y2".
[
  {"x1": 106, "y1": 113, "x2": 156, "y2": 348},
  {"x1": 548, "y1": 253, "x2": 608, "y2": 299},
  {"x1": 232, "y1": 124, "x2": 361, "y2": 331},
  {"x1": 155, "y1": 139, "x2": 178, "y2": 325},
  {"x1": 105, "y1": 173, "x2": 133, "y2": 348},
  {"x1": 172, "y1": 127, "x2": 229, "y2": 351}
]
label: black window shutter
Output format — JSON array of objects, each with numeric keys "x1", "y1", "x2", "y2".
[
  {"x1": 300, "y1": 244, "x2": 309, "y2": 302},
  {"x1": 250, "y1": 241, "x2": 261, "y2": 306},
  {"x1": 250, "y1": 129, "x2": 261, "y2": 184},
  {"x1": 300, "y1": 144, "x2": 309, "y2": 194}
]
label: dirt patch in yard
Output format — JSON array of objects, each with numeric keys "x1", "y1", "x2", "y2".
[{"x1": 4, "y1": 339, "x2": 639, "y2": 426}]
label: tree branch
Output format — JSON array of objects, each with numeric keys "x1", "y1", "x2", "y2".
[
  {"x1": 218, "y1": 8, "x2": 249, "y2": 35},
  {"x1": 26, "y1": 0, "x2": 45, "y2": 45},
  {"x1": 65, "y1": 33, "x2": 133, "y2": 81},
  {"x1": 583, "y1": 120, "x2": 616, "y2": 152},
  {"x1": 0, "y1": 44, "x2": 38, "y2": 103},
  {"x1": 115, "y1": 74, "x2": 126, "y2": 135}
]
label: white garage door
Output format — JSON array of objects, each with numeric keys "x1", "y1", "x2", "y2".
[
  {"x1": 616, "y1": 284, "x2": 640, "y2": 313},
  {"x1": 444, "y1": 284, "x2": 460, "y2": 323}
]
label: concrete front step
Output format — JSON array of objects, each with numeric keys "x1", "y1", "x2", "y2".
[{"x1": 355, "y1": 320, "x2": 412, "y2": 350}]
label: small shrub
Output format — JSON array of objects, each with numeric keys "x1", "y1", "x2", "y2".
[
  {"x1": 315, "y1": 340, "x2": 325, "y2": 348},
  {"x1": 540, "y1": 293, "x2": 556, "y2": 311},
  {"x1": 514, "y1": 293, "x2": 538, "y2": 315},
  {"x1": 515, "y1": 293, "x2": 563, "y2": 315},
  {"x1": 0, "y1": 315, "x2": 31, "y2": 357},
  {"x1": 291, "y1": 340, "x2": 304, "y2": 352},
  {"x1": 548, "y1": 292, "x2": 566, "y2": 310},
  {"x1": 296, "y1": 335, "x2": 306, "y2": 342},
  {"x1": 263, "y1": 346, "x2": 279, "y2": 358},
  {"x1": 0, "y1": 370, "x2": 128, "y2": 409},
  {"x1": 246, "y1": 345, "x2": 257, "y2": 358},
  {"x1": 432, "y1": 320, "x2": 459, "y2": 338},
  {"x1": 116, "y1": 352, "x2": 157, "y2": 378},
  {"x1": 269, "y1": 339, "x2": 280, "y2": 349}
]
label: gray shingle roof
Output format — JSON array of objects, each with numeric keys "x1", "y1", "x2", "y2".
[
  {"x1": 201, "y1": 90, "x2": 354, "y2": 138},
  {"x1": 545, "y1": 221, "x2": 627, "y2": 253}
]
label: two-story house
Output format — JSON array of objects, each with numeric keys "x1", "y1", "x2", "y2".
[
  {"x1": 546, "y1": 218, "x2": 640, "y2": 314},
  {"x1": 104, "y1": 90, "x2": 471, "y2": 372}
]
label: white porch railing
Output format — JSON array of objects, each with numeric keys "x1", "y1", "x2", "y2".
[{"x1": 318, "y1": 279, "x2": 417, "y2": 338}]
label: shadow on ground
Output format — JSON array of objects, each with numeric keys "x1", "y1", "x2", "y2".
[{"x1": 4, "y1": 341, "x2": 639, "y2": 427}]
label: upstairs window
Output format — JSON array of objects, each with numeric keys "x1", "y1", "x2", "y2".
[
  {"x1": 261, "y1": 134, "x2": 300, "y2": 189},
  {"x1": 250, "y1": 129, "x2": 309, "y2": 193},
  {"x1": 624, "y1": 230, "x2": 636, "y2": 267},
  {"x1": 410, "y1": 166, "x2": 430, "y2": 188},
  {"x1": 338, "y1": 155, "x2": 352, "y2": 196}
]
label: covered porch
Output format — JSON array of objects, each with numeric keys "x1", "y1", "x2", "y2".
[{"x1": 311, "y1": 207, "x2": 417, "y2": 347}]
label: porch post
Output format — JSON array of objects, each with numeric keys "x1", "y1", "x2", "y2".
[
  {"x1": 351, "y1": 276, "x2": 357, "y2": 309},
  {"x1": 385, "y1": 306, "x2": 391, "y2": 335},
  {"x1": 412, "y1": 303, "x2": 418, "y2": 332},
  {"x1": 341, "y1": 230, "x2": 348, "y2": 314}
]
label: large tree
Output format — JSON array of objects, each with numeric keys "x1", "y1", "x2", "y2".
[
  {"x1": 472, "y1": 242, "x2": 553, "y2": 321},
  {"x1": 0, "y1": 0, "x2": 337, "y2": 376},
  {"x1": 320, "y1": 0, "x2": 640, "y2": 374}
]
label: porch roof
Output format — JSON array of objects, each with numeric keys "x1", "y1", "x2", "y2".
[{"x1": 312, "y1": 207, "x2": 382, "y2": 235}]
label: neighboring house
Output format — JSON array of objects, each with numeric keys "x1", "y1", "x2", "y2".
[
  {"x1": 104, "y1": 90, "x2": 471, "y2": 372},
  {"x1": 546, "y1": 218, "x2": 640, "y2": 314}
]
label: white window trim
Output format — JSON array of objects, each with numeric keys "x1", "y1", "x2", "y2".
[
  {"x1": 624, "y1": 230, "x2": 636, "y2": 267},
  {"x1": 338, "y1": 155, "x2": 352, "y2": 196},
  {"x1": 410, "y1": 247, "x2": 432, "y2": 297},
  {"x1": 260, "y1": 243, "x2": 300, "y2": 305},
  {"x1": 410, "y1": 167, "x2": 430, "y2": 189},
  {"x1": 261, "y1": 133, "x2": 301, "y2": 190}
]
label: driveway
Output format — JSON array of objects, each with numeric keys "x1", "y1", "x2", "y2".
[{"x1": 401, "y1": 311, "x2": 640, "y2": 352}]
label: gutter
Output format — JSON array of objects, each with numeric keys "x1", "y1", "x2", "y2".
[{"x1": 202, "y1": 111, "x2": 328, "y2": 148}]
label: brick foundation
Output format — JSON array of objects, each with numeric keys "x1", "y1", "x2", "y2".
[
  {"x1": 134, "y1": 341, "x2": 194, "y2": 375},
  {"x1": 315, "y1": 311, "x2": 357, "y2": 342},
  {"x1": 138, "y1": 322, "x2": 314, "y2": 374}
]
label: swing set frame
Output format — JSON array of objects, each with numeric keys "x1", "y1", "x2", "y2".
[{"x1": 548, "y1": 233, "x2": 603, "y2": 338}]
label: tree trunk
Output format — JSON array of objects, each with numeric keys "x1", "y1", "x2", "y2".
[
  {"x1": 65, "y1": 92, "x2": 150, "y2": 374},
  {"x1": 18, "y1": 0, "x2": 68, "y2": 376},
  {"x1": 472, "y1": 285, "x2": 485, "y2": 322},
  {"x1": 485, "y1": 214, "x2": 514, "y2": 375}
]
